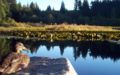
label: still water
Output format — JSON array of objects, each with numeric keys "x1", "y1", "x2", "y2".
[{"x1": 0, "y1": 38, "x2": 120, "y2": 75}]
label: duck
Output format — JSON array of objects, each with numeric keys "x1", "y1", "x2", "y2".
[{"x1": 0, "y1": 42, "x2": 30, "y2": 74}]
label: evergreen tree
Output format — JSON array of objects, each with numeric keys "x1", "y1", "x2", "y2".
[
  {"x1": 2, "y1": 0, "x2": 120, "y2": 26},
  {"x1": 60, "y1": 1, "x2": 67, "y2": 13},
  {"x1": 74, "y1": 0, "x2": 78, "y2": 10},
  {"x1": 30, "y1": 2, "x2": 40, "y2": 15},
  {"x1": 30, "y1": 2, "x2": 36, "y2": 10},
  {"x1": 74, "y1": 0, "x2": 82, "y2": 11},
  {"x1": 81, "y1": 0, "x2": 90, "y2": 17},
  {"x1": 78, "y1": 0, "x2": 82, "y2": 11},
  {"x1": 46, "y1": 5, "x2": 52, "y2": 12}
]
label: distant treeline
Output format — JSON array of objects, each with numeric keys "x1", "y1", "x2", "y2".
[{"x1": 1, "y1": 0, "x2": 120, "y2": 26}]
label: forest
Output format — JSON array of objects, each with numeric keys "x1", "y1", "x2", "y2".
[{"x1": 1, "y1": 0, "x2": 120, "y2": 26}]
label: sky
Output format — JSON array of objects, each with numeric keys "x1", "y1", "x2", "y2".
[{"x1": 17, "y1": 0, "x2": 92, "y2": 10}]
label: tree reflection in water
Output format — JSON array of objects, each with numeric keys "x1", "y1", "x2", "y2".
[{"x1": 0, "y1": 38, "x2": 120, "y2": 63}]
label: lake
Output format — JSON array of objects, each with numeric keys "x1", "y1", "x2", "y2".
[{"x1": 0, "y1": 38, "x2": 120, "y2": 75}]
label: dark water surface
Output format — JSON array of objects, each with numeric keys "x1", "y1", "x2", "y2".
[{"x1": 0, "y1": 38, "x2": 120, "y2": 75}]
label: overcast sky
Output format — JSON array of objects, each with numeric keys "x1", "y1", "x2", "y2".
[{"x1": 17, "y1": 0, "x2": 92, "y2": 10}]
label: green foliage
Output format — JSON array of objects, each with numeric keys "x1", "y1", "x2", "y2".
[
  {"x1": 0, "y1": 0, "x2": 9, "y2": 22},
  {"x1": 1, "y1": 0, "x2": 120, "y2": 26}
]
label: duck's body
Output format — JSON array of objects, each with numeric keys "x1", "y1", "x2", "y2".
[{"x1": 0, "y1": 42, "x2": 30, "y2": 74}]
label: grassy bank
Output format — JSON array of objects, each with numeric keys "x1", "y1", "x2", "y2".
[{"x1": 0, "y1": 23, "x2": 118, "y2": 31}]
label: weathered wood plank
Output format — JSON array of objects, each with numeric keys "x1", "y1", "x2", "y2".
[{"x1": 16, "y1": 57, "x2": 77, "y2": 75}]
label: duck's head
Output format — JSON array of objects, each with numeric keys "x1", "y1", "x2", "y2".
[{"x1": 15, "y1": 42, "x2": 27, "y2": 53}]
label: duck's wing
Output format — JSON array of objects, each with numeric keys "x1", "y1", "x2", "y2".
[
  {"x1": 0, "y1": 53, "x2": 30, "y2": 74},
  {"x1": 1, "y1": 53, "x2": 22, "y2": 74},
  {"x1": 1, "y1": 53, "x2": 21, "y2": 68}
]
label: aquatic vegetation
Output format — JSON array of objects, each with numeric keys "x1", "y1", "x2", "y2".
[
  {"x1": 0, "y1": 25, "x2": 120, "y2": 41},
  {"x1": 0, "y1": 30, "x2": 120, "y2": 41}
]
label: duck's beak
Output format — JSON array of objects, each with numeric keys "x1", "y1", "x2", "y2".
[
  {"x1": 23, "y1": 46, "x2": 28, "y2": 50},
  {"x1": 23, "y1": 46, "x2": 30, "y2": 53}
]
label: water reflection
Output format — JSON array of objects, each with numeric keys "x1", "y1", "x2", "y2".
[
  {"x1": 28, "y1": 40, "x2": 120, "y2": 62},
  {"x1": 0, "y1": 38, "x2": 120, "y2": 62},
  {"x1": 0, "y1": 38, "x2": 11, "y2": 63}
]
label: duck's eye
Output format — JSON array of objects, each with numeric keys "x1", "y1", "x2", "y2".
[
  {"x1": 19, "y1": 44, "x2": 22, "y2": 46},
  {"x1": 19, "y1": 43, "x2": 24, "y2": 46}
]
